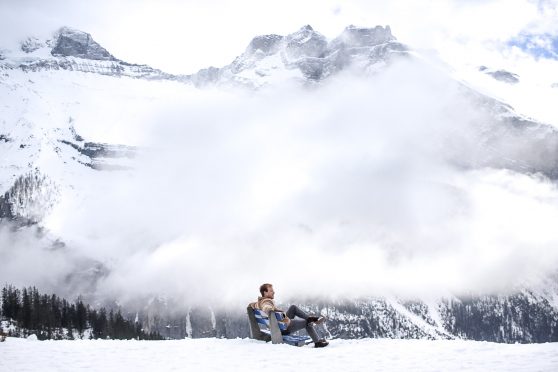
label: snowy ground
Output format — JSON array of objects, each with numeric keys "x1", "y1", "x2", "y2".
[{"x1": 1, "y1": 337, "x2": 558, "y2": 371}]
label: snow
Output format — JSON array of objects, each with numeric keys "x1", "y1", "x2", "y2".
[
  {"x1": 235, "y1": 52, "x2": 304, "y2": 87},
  {"x1": 0, "y1": 64, "x2": 191, "y2": 198},
  {"x1": 446, "y1": 62, "x2": 558, "y2": 128},
  {"x1": 386, "y1": 299, "x2": 451, "y2": 339},
  {"x1": 1, "y1": 337, "x2": 557, "y2": 371}
]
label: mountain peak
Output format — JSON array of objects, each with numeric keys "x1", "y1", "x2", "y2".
[
  {"x1": 193, "y1": 24, "x2": 408, "y2": 87},
  {"x1": 246, "y1": 34, "x2": 283, "y2": 56},
  {"x1": 330, "y1": 25, "x2": 395, "y2": 49},
  {"x1": 51, "y1": 27, "x2": 116, "y2": 61},
  {"x1": 284, "y1": 25, "x2": 327, "y2": 60}
]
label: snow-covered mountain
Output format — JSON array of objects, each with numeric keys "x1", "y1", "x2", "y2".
[
  {"x1": 138, "y1": 287, "x2": 558, "y2": 343},
  {"x1": 1, "y1": 27, "x2": 187, "y2": 81},
  {"x1": 1, "y1": 25, "x2": 558, "y2": 343},
  {"x1": 191, "y1": 24, "x2": 407, "y2": 88}
]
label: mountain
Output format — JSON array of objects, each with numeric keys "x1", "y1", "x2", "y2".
[
  {"x1": 1, "y1": 25, "x2": 558, "y2": 343},
  {"x1": 191, "y1": 25, "x2": 407, "y2": 88},
  {"x1": 1, "y1": 27, "x2": 188, "y2": 81},
  {"x1": 130, "y1": 287, "x2": 558, "y2": 343}
]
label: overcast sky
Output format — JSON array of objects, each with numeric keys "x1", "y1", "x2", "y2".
[{"x1": 1, "y1": 0, "x2": 557, "y2": 74}]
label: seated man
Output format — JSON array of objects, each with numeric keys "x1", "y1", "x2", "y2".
[{"x1": 252, "y1": 283, "x2": 329, "y2": 348}]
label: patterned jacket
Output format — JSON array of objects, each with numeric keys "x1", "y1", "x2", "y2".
[{"x1": 251, "y1": 296, "x2": 291, "y2": 327}]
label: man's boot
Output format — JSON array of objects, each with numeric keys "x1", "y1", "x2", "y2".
[
  {"x1": 314, "y1": 339, "x2": 329, "y2": 348},
  {"x1": 307, "y1": 316, "x2": 326, "y2": 325}
]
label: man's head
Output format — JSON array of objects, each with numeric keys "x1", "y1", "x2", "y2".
[{"x1": 259, "y1": 283, "x2": 274, "y2": 299}]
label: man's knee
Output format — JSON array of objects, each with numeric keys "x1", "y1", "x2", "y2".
[{"x1": 286, "y1": 304, "x2": 299, "y2": 319}]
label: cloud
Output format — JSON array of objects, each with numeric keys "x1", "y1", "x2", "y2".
[
  {"x1": 6, "y1": 59, "x2": 549, "y2": 307},
  {"x1": 508, "y1": 33, "x2": 558, "y2": 59},
  {"x1": 0, "y1": 222, "x2": 96, "y2": 297}
]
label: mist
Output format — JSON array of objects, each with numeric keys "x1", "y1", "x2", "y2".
[{"x1": 4, "y1": 59, "x2": 558, "y2": 307}]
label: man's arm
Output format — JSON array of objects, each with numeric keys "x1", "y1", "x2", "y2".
[{"x1": 259, "y1": 298, "x2": 276, "y2": 315}]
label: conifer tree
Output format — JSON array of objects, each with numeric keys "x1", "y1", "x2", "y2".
[{"x1": 0, "y1": 284, "x2": 161, "y2": 340}]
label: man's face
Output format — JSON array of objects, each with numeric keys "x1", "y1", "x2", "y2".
[{"x1": 264, "y1": 285, "x2": 275, "y2": 299}]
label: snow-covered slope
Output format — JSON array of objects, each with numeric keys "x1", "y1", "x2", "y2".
[
  {"x1": 2, "y1": 337, "x2": 558, "y2": 372},
  {"x1": 0, "y1": 65, "x2": 192, "y2": 221}
]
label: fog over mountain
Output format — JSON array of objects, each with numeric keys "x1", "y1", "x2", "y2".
[{"x1": 1, "y1": 25, "x2": 558, "y2": 341}]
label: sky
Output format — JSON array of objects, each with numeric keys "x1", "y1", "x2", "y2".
[
  {"x1": 0, "y1": 0, "x2": 557, "y2": 75},
  {"x1": 1, "y1": 0, "x2": 558, "y2": 307}
]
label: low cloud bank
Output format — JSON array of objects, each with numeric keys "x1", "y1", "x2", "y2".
[{"x1": 4, "y1": 60, "x2": 558, "y2": 307}]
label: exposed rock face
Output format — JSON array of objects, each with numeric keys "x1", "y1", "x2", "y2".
[
  {"x1": 479, "y1": 66, "x2": 520, "y2": 84},
  {"x1": 191, "y1": 66, "x2": 220, "y2": 86},
  {"x1": 192, "y1": 24, "x2": 407, "y2": 88},
  {"x1": 2, "y1": 25, "x2": 403, "y2": 87},
  {"x1": 330, "y1": 25, "x2": 395, "y2": 50},
  {"x1": 9, "y1": 57, "x2": 185, "y2": 81},
  {"x1": 246, "y1": 34, "x2": 283, "y2": 56},
  {"x1": 489, "y1": 70, "x2": 520, "y2": 84},
  {"x1": 21, "y1": 37, "x2": 44, "y2": 53},
  {"x1": 51, "y1": 27, "x2": 116, "y2": 61},
  {"x1": 2, "y1": 27, "x2": 188, "y2": 82},
  {"x1": 284, "y1": 25, "x2": 328, "y2": 60}
]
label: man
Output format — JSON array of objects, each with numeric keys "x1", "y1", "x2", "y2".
[{"x1": 252, "y1": 283, "x2": 329, "y2": 348}]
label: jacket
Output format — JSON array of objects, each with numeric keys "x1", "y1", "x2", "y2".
[{"x1": 250, "y1": 296, "x2": 291, "y2": 327}]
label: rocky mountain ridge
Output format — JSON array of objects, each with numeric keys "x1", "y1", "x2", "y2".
[
  {"x1": 1, "y1": 25, "x2": 406, "y2": 87},
  {"x1": 191, "y1": 24, "x2": 407, "y2": 87},
  {"x1": 1, "y1": 27, "x2": 187, "y2": 81}
]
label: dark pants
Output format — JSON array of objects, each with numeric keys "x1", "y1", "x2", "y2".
[{"x1": 284, "y1": 305, "x2": 320, "y2": 343}]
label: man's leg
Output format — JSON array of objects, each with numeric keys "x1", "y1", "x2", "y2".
[
  {"x1": 286, "y1": 319, "x2": 320, "y2": 343},
  {"x1": 286, "y1": 305, "x2": 325, "y2": 325},
  {"x1": 285, "y1": 305, "x2": 309, "y2": 320}
]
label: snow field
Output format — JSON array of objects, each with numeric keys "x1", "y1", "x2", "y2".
[{"x1": 1, "y1": 337, "x2": 558, "y2": 372}]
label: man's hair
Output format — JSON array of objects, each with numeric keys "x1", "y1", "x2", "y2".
[{"x1": 259, "y1": 283, "x2": 272, "y2": 296}]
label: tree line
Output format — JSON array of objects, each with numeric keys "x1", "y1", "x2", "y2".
[{"x1": 1, "y1": 284, "x2": 162, "y2": 340}]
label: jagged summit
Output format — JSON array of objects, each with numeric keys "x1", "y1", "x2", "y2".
[
  {"x1": 2, "y1": 27, "x2": 186, "y2": 82},
  {"x1": 192, "y1": 24, "x2": 407, "y2": 87},
  {"x1": 243, "y1": 24, "x2": 398, "y2": 63},
  {"x1": 17, "y1": 27, "x2": 116, "y2": 61},
  {"x1": 3, "y1": 24, "x2": 405, "y2": 87},
  {"x1": 284, "y1": 24, "x2": 328, "y2": 60},
  {"x1": 330, "y1": 25, "x2": 395, "y2": 49},
  {"x1": 50, "y1": 26, "x2": 116, "y2": 61},
  {"x1": 246, "y1": 34, "x2": 283, "y2": 56},
  {"x1": 20, "y1": 37, "x2": 44, "y2": 53}
]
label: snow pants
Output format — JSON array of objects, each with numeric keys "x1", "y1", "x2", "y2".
[{"x1": 284, "y1": 305, "x2": 320, "y2": 343}]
